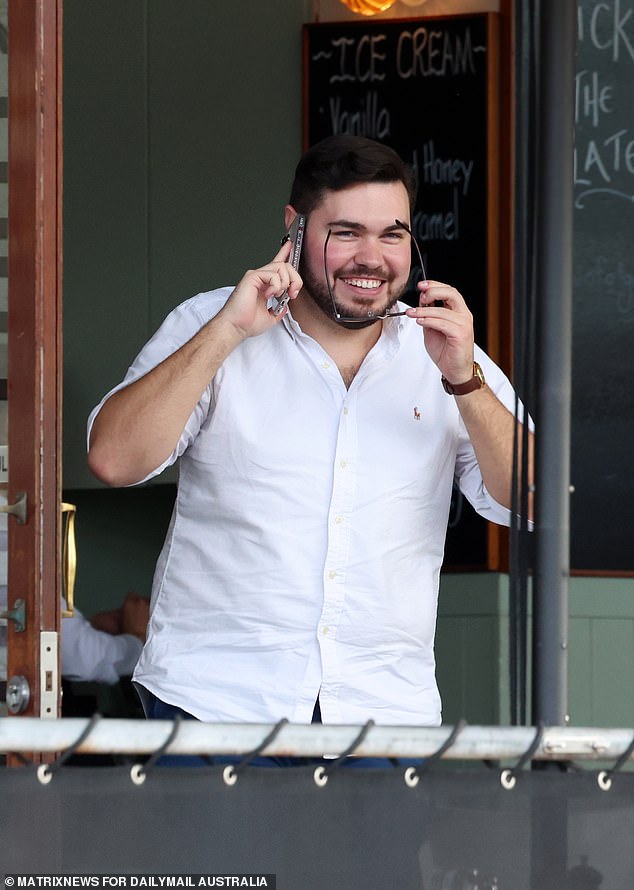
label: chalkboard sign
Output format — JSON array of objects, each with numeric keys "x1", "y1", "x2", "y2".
[
  {"x1": 304, "y1": 14, "x2": 500, "y2": 569},
  {"x1": 572, "y1": 0, "x2": 634, "y2": 574}
]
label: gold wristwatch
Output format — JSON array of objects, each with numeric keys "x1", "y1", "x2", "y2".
[{"x1": 441, "y1": 362, "x2": 486, "y2": 395}]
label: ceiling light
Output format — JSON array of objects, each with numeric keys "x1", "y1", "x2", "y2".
[{"x1": 338, "y1": 0, "x2": 398, "y2": 16}]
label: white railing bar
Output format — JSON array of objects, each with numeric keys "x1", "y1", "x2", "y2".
[{"x1": 1, "y1": 719, "x2": 633, "y2": 761}]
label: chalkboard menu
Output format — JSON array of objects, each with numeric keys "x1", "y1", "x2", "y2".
[
  {"x1": 304, "y1": 14, "x2": 500, "y2": 569},
  {"x1": 572, "y1": 0, "x2": 634, "y2": 573}
]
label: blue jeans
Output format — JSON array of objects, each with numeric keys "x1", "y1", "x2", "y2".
[{"x1": 137, "y1": 687, "x2": 422, "y2": 769}]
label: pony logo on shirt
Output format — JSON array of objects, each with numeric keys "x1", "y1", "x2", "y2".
[{"x1": 413, "y1": 406, "x2": 421, "y2": 421}]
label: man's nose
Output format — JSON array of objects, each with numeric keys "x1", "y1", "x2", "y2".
[{"x1": 353, "y1": 237, "x2": 383, "y2": 268}]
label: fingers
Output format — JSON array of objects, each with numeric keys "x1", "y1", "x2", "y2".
[
  {"x1": 405, "y1": 280, "x2": 475, "y2": 381},
  {"x1": 265, "y1": 263, "x2": 301, "y2": 300},
  {"x1": 272, "y1": 236, "x2": 293, "y2": 264},
  {"x1": 405, "y1": 281, "x2": 472, "y2": 330},
  {"x1": 258, "y1": 238, "x2": 303, "y2": 298},
  {"x1": 418, "y1": 280, "x2": 465, "y2": 309},
  {"x1": 265, "y1": 261, "x2": 303, "y2": 309},
  {"x1": 255, "y1": 240, "x2": 300, "y2": 310},
  {"x1": 257, "y1": 267, "x2": 301, "y2": 315},
  {"x1": 235, "y1": 256, "x2": 302, "y2": 306}
]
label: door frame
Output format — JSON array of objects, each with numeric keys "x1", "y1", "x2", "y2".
[{"x1": 6, "y1": 0, "x2": 63, "y2": 745}]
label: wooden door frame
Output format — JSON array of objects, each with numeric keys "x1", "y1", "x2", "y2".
[{"x1": 6, "y1": 0, "x2": 63, "y2": 744}]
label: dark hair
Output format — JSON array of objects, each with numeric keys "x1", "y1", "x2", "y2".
[{"x1": 289, "y1": 135, "x2": 417, "y2": 215}]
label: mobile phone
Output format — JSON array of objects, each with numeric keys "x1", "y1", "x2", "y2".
[{"x1": 271, "y1": 213, "x2": 305, "y2": 317}]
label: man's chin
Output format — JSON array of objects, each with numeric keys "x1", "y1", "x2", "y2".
[
  {"x1": 303, "y1": 283, "x2": 393, "y2": 329},
  {"x1": 311, "y1": 294, "x2": 379, "y2": 328},
  {"x1": 333, "y1": 299, "x2": 396, "y2": 328},
  {"x1": 329, "y1": 300, "x2": 384, "y2": 328}
]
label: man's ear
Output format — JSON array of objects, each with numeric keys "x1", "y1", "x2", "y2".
[{"x1": 284, "y1": 205, "x2": 298, "y2": 231}]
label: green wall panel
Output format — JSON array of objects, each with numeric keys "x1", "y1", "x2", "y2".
[
  {"x1": 63, "y1": 0, "x2": 151, "y2": 488},
  {"x1": 146, "y1": 1, "x2": 308, "y2": 330}
]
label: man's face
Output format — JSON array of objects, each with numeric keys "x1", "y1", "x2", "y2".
[{"x1": 298, "y1": 181, "x2": 412, "y2": 326}]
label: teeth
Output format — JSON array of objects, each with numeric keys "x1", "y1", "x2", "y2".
[{"x1": 343, "y1": 278, "x2": 382, "y2": 289}]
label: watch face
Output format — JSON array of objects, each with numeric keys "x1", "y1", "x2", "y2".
[{"x1": 442, "y1": 363, "x2": 485, "y2": 395}]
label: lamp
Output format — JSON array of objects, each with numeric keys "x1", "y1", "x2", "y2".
[{"x1": 338, "y1": 0, "x2": 398, "y2": 15}]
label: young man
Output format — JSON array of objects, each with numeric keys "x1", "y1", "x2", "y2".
[{"x1": 88, "y1": 135, "x2": 532, "y2": 727}]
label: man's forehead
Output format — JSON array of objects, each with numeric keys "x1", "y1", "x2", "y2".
[{"x1": 314, "y1": 181, "x2": 410, "y2": 218}]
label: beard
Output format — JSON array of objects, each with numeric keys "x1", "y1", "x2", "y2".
[{"x1": 299, "y1": 256, "x2": 406, "y2": 329}]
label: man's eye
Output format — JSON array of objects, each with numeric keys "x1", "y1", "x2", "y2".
[{"x1": 333, "y1": 230, "x2": 356, "y2": 238}]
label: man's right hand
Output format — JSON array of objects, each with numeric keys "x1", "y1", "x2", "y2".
[{"x1": 217, "y1": 238, "x2": 303, "y2": 340}]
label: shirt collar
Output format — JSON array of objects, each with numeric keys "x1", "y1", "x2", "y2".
[
  {"x1": 281, "y1": 311, "x2": 302, "y2": 341},
  {"x1": 283, "y1": 301, "x2": 407, "y2": 353}
]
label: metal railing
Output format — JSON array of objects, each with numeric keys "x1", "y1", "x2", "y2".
[{"x1": 1, "y1": 718, "x2": 633, "y2": 763}]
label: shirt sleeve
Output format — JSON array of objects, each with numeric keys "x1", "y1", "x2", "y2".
[
  {"x1": 62, "y1": 606, "x2": 143, "y2": 685},
  {"x1": 86, "y1": 287, "x2": 233, "y2": 484}
]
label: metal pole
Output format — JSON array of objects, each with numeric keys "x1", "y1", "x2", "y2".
[
  {"x1": 510, "y1": 0, "x2": 539, "y2": 727},
  {"x1": 532, "y1": 0, "x2": 576, "y2": 726},
  {"x1": 1, "y1": 719, "x2": 634, "y2": 760}
]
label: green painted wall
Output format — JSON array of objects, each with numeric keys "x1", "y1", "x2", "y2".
[{"x1": 437, "y1": 574, "x2": 634, "y2": 728}]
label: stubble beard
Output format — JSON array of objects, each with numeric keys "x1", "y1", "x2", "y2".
[{"x1": 299, "y1": 257, "x2": 406, "y2": 329}]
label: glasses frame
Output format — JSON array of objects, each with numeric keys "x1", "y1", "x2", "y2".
[{"x1": 323, "y1": 218, "x2": 427, "y2": 325}]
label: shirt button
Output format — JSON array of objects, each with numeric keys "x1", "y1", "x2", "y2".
[
  {"x1": 339, "y1": 459, "x2": 347, "y2": 469},
  {"x1": 328, "y1": 570, "x2": 337, "y2": 580},
  {"x1": 334, "y1": 515, "x2": 344, "y2": 525},
  {"x1": 322, "y1": 626, "x2": 330, "y2": 636},
  {"x1": 322, "y1": 361, "x2": 330, "y2": 370},
  {"x1": 343, "y1": 406, "x2": 349, "y2": 415}
]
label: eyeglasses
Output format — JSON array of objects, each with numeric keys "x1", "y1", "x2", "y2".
[{"x1": 323, "y1": 218, "x2": 427, "y2": 325}]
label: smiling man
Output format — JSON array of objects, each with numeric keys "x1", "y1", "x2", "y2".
[{"x1": 87, "y1": 135, "x2": 532, "y2": 732}]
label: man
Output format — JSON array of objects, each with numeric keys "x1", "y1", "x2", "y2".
[
  {"x1": 88, "y1": 135, "x2": 532, "y2": 727},
  {"x1": 61, "y1": 591, "x2": 149, "y2": 685}
]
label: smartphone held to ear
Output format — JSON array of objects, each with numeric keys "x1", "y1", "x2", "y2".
[{"x1": 270, "y1": 214, "x2": 305, "y2": 317}]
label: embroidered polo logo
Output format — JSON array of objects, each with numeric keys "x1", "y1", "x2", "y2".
[{"x1": 413, "y1": 406, "x2": 421, "y2": 420}]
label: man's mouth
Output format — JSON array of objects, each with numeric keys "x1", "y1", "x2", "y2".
[{"x1": 341, "y1": 277, "x2": 383, "y2": 290}]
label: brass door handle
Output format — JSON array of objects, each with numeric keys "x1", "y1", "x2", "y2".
[{"x1": 61, "y1": 502, "x2": 77, "y2": 617}]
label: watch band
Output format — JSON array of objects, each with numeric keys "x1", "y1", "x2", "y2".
[{"x1": 441, "y1": 362, "x2": 486, "y2": 395}]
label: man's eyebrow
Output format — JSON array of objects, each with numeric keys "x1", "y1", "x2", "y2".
[
  {"x1": 327, "y1": 219, "x2": 365, "y2": 230},
  {"x1": 327, "y1": 220, "x2": 404, "y2": 233}
]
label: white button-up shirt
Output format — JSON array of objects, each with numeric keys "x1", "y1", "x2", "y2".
[{"x1": 88, "y1": 288, "x2": 518, "y2": 726}]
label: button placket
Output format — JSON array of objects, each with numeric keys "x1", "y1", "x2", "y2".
[{"x1": 318, "y1": 395, "x2": 357, "y2": 690}]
